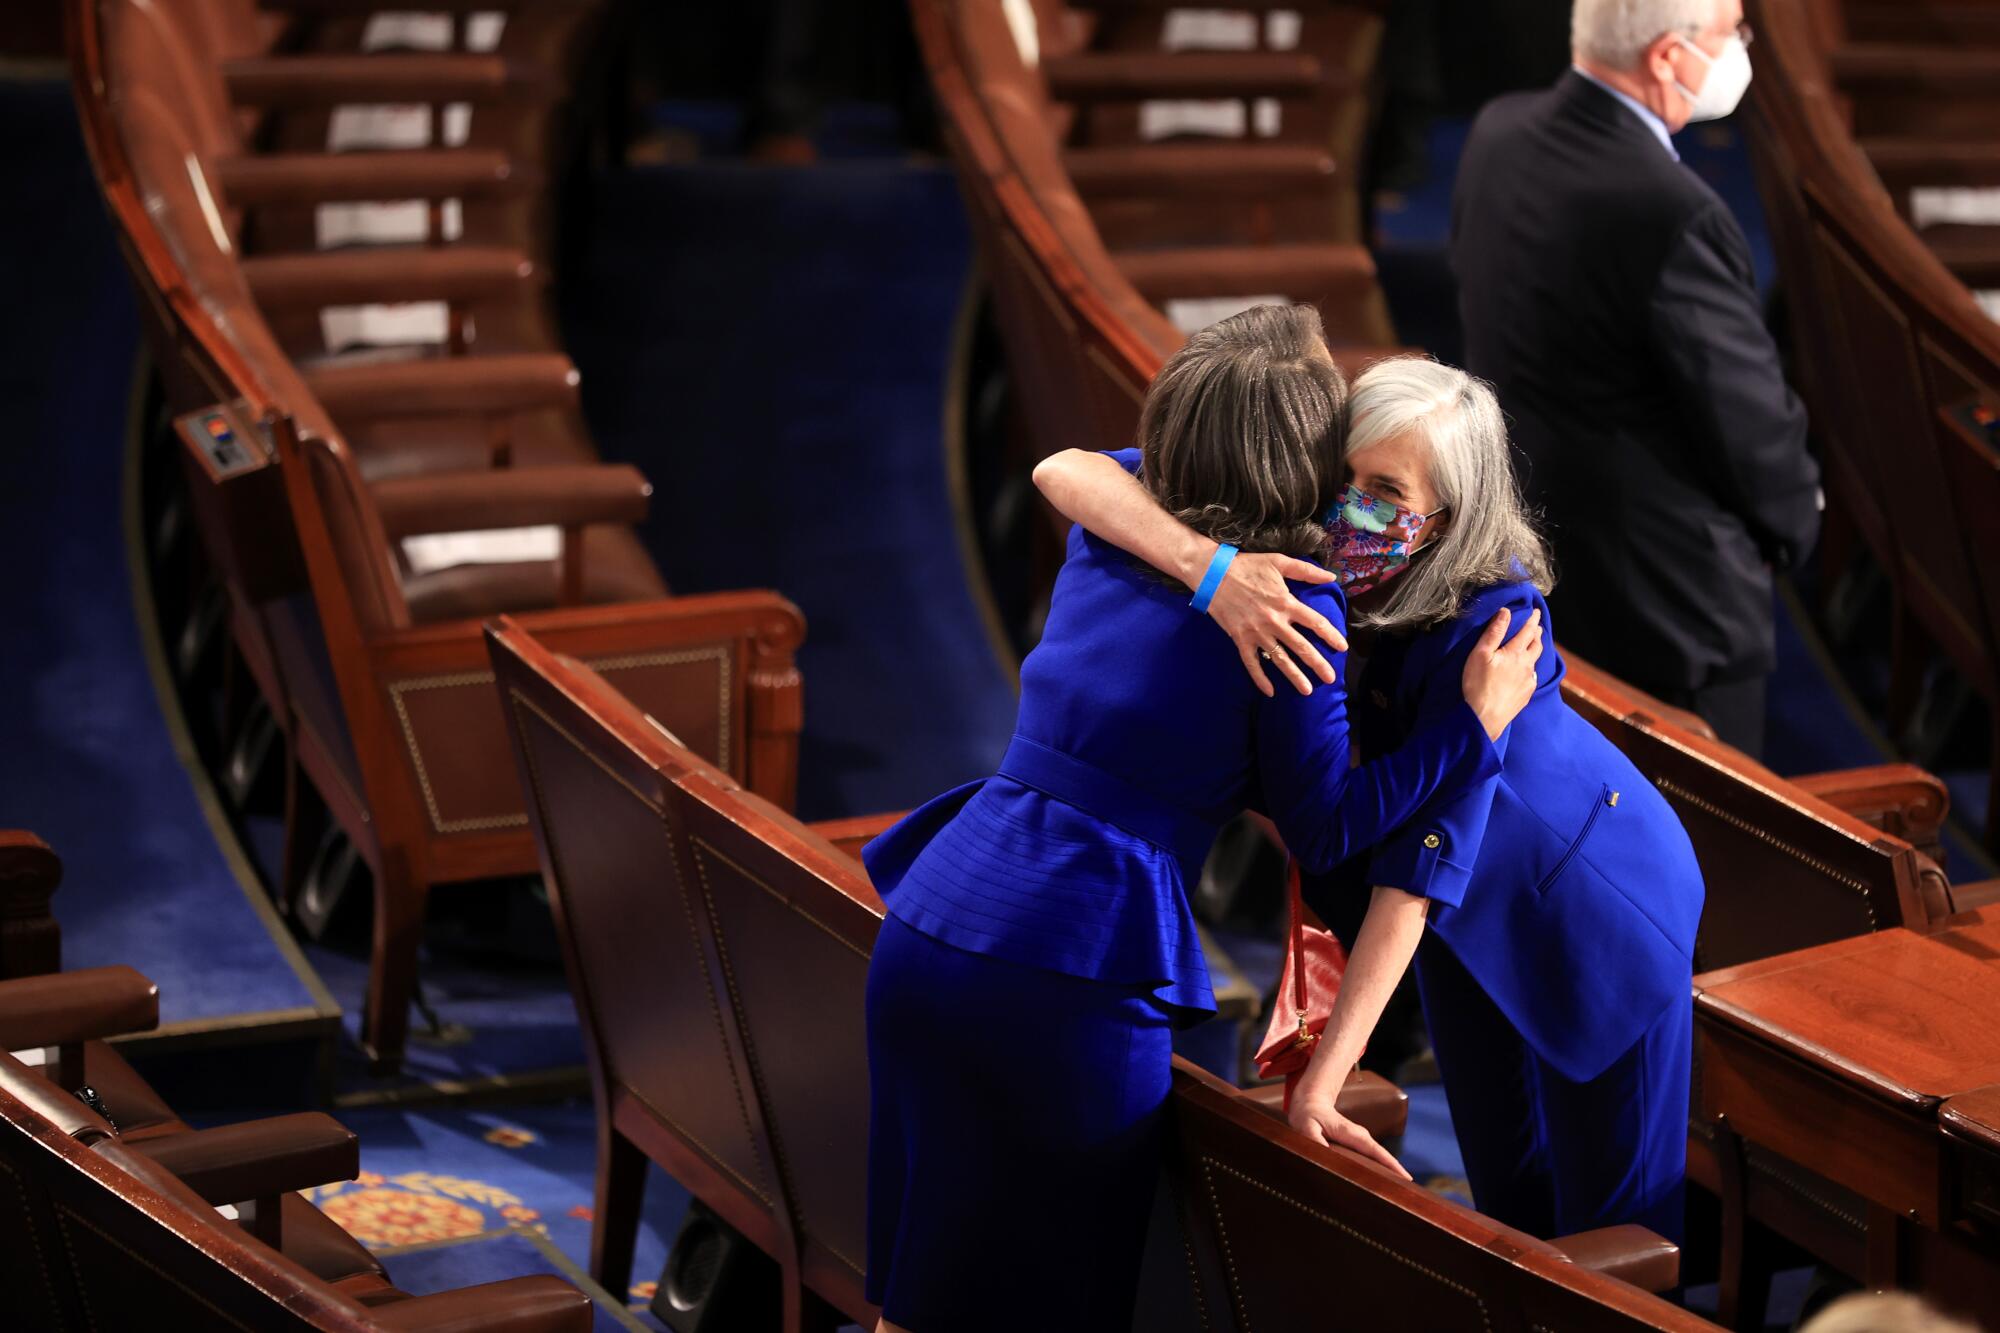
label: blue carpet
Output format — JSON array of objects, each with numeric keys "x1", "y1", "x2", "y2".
[
  {"x1": 560, "y1": 157, "x2": 1017, "y2": 822},
  {"x1": 381, "y1": 1232, "x2": 649, "y2": 1333},
  {"x1": 299, "y1": 1099, "x2": 685, "y2": 1322},
  {"x1": 304, "y1": 936, "x2": 583, "y2": 1094},
  {"x1": 0, "y1": 78, "x2": 321, "y2": 1031},
  {"x1": 298, "y1": 1098, "x2": 880, "y2": 1330}
]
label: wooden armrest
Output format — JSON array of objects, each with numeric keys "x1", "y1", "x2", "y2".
[
  {"x1": 0, "y1": 968, "x2": 159, "y2": 1050},
  {"x1": 1792, "y1": 763, "x2": 1950, "y2": 854},
  {"x1": 214, "y1": 149, "x2": 534, "y2": 207},
  {"x1": 222, "y1": 53, "x2": 554, "y2": 107},
  {"x1": 370, "y1": 1276, "x2": 593, "y2": 1332},
  {"x1": 1951, "y1": 877, "x2": 2000, "y2": 914},
  {"x1": 241, "y1": 245, "x2": 535, "y2": 311},
  {"x1": 304, "y1": 353, "x2": 578, "y2": 420},
  {"x1": 135, "y1": 1113, "x2": 358, "y2": 1206},
  {"x1": 1114, "y1": 242, "x2": 1376, "y2": 301},
  {"x1": 809, "y1": 811, "x2": 910, "y2": 862},
  {"x1": 1240, "y1": 1068, "x2": 1409, "y2": 1141},
  {"x1": 372, "y1": 464, "x2": 651, "y2": 538},
  {"x1": 1042, "y1": 50, "x2": 1330, "y2": 100},
  {"x1": 1546, "y1": 1224, "x2": 1680, "y2": 1293},
  {"x1": 1064, "y1": 143, "x2": 1337, "y2": 196}
]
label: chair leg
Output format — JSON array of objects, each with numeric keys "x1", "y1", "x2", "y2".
[
  {"x1": 277, "y1": 735, "x2": 322, "y2": 919},
  {"x1": 362, "y1": 852, "x2": 426, "y2": 1076},
  {"x1": 1715, "y1": 1124, "x2": 1771, "y2": 1332},
  {"x1": 591, "y1": 1123, "x2": 646, "y2": 1300}
]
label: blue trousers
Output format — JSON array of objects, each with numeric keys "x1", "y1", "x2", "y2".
[
  {"x1": 1415, "y1": 932, "x2": 1690, "y2": 1244},
  {"x1": 864, "y1": 911, "x2": 1173, "y2": 1333}
]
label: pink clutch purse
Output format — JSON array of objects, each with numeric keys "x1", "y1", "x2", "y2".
[{"x1": 1252, "y1": 860, "x2": 1348, "y2": 1112}]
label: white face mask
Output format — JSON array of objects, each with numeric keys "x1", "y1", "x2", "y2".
[{"x1": 1673, "y1": 33, "x2": 1752, "y2": 123}]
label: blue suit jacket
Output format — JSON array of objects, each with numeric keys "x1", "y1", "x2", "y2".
[
  {"x1": 1314, "y1": 580, "x2": 1705, "y2": 1082},
  {"x1": 865, "y1": 452, "x2": 1501, "y2": 1025}
]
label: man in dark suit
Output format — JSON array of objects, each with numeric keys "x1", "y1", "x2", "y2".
[{"x1": 1450, "y1": 0, "x2": 1820, "y2": 755}]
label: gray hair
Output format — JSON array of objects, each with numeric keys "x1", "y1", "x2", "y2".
[
  {"x1": 1571, "y1": 0, "x2": 1713, "y2": 68},
  {"x1": 1799, "y1": 1293, "x2": 1981, "y2": 1333},
  {"x1": 1341, "y1": 357, "x2": 1554, "y2": 632}
]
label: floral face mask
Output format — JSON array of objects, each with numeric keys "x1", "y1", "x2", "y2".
[{"x1": 1323, "y1": 484, "x2": 1444, "y2": 593}]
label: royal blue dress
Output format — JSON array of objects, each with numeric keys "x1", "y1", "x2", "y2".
[
  {"x1": 1314, "y1": 578, "x2": 1706, "y2": 1241},
  {"x1": 861, "y1": 451, "x2": 1502, "y2": 1332}
]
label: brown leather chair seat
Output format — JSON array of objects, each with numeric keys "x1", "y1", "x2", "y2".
[{"x1": 402, "y1": 523, "x2": 668, "y2": 624}]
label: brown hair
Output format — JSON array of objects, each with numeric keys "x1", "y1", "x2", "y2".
[{"x1": 1138, "y1": 304, "x2": 1348, "y2": 558}]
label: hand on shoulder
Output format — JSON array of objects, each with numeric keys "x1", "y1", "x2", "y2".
[{"x1": 1205, "y1": 552, "x2": 1349, "y2": 698}]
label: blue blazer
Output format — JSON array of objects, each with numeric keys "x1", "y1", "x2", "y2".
[
  {"x1": 1316, "y1": 579, "x2": 1706, "y2": 1082},
  {"x1": 865, "y1": 453, "x2": 1501, "y2": 1026}
]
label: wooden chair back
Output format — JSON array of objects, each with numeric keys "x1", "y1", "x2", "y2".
[
  {"x1": 1562, "y1": 665, "x2": 1944, "y2": 973},
  {"x1": 1170, "y1": 1060, "x2": 1720, "y2": 1332},
  {"x1": 0, "y1": 1075, "x2": 370, "y2": 1331},
  {"x1": 489, "y1": 618, "x2": 877, "y2": 1328},
  {"x1": 487, "y1": 620, "x2": 785, "y2": 1258}
]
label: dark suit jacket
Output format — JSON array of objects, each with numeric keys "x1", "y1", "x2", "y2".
[{"x1": 1450, "y1": 70, "x2": 1820, "y2": 692}]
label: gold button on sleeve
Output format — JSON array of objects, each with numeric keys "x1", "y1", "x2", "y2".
[{"x1": 1423, "y1": 833, "x2": 1441, "y2": 849}]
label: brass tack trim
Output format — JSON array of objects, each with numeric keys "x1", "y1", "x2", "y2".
[
  {"x1": 391, "y1": 646, "x2": 730, "y2": 835},
  {"x1": 1200, "y1": 1156, "x2": 1491, "y2": 1332},
  {"x1": 1654, "y1": 778, "x2": 1876, "y2": 928}
]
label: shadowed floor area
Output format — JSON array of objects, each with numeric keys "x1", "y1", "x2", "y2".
[{"x1": 0, "y1": 76, "x2": 327, "y2": 1036}]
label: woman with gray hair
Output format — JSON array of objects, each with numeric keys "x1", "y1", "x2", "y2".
[
  {"x1": 861, "y1": 310, "x2": 1546, "y2": 1333},
  {"x1": 1036, "y1": 347, "x2": 1707, "y2": 1243}
]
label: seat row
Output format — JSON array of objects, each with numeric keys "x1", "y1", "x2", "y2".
[
  {"x1": 485, "y1": 618, "x2": 1709, "y2": 1333},
  {"x1": 917, "y1": 4, "x2": 2000, "y2": 1316},
  {"x1": 1745, "y1": 0, "x2": 2000, "y2": 853},
  {"x1": 71, "y1": 0, "x2": 810, "y2": 1071},
  {"x1": 910, "y1": 0, "x2": 1407, "y2": 616},
  {"x1": 0, "y1": 830, "x2": 592, "y2": 1330},
  {"x1": 1784, "y1": 0, "x2": 2000, "y2": 292}
]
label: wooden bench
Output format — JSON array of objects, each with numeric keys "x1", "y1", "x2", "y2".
[
  {"x1": 490, "y1": 618, "x2": 1688, "y2": 1333},
  {"x1": 1563, "y1": 658, "x2": 2000, "y2": 1320},
  {"x1": 1746, "y1": 0, "x2": 2000, "y2": 852},
  {"x1": 0, "y1": 1052, "x2": 592, "y2": 1331},
  {"x1": 73, "y1": 0, "x2": 813, "y2": 1071}
]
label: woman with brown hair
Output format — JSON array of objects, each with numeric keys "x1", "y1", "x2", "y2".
[
  {"x1": 860, "y1": 305, "x2": 1544, "y2": 1332},
  {"x1": 1038, "y1": 352, "x2": 1706, "y2": 1251}
]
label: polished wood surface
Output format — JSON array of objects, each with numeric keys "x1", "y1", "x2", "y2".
[
  {"x1": 1695, "y1": 907, "x2": 2000, "y2": 1314},
  {"x1": 1699, "y1": 909, "x2": 2000, "y2": 1105}
]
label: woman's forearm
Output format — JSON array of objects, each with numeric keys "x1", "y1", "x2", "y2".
[
  {"x1": 1032, "y1": 449, "x2": 1216, "y2": 589},
  {"x1": 1295, "y1": 886, "x2": 1428, "y2": 1098}
]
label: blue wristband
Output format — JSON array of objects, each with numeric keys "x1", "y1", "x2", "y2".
[{"x1": 1189, "y1": 543, "x2": 1238, "y2": 614}]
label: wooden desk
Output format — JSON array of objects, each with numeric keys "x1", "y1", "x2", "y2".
[{"x1": 1694, "y1": 907, "x2": 2000, "y2": 1325}]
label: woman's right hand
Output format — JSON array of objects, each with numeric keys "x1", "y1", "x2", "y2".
[
  {"x1": 1205, "y1": 552, "x2": 1351, "y2": 698},
  {"x1": 1287, "y1": 1083, "x2": 1413, "y2": 1180},
  {"x1": 1461, "y1": 606, "x2": 1544, "y2": 740}
]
